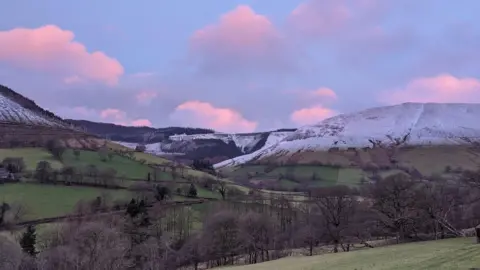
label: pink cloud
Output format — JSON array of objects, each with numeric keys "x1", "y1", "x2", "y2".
[
  {"x1": 170, "y1": 100, "x2": 257, "y2": 133},
  {"x1": 131, "y1": 119, "x2": 152, "y2": 127},
  {"x1": 189, "y1": 5, "x2": 290, "y2": 73},
  {"x1": 100, "y1": 108, "x2": 126, "y2": 120},
  {"x1": 290, "y1": 105, "x2": 337, "y2": 126},
  {"x1": 97, "y1": 108, "x2": 151, "y2": 126},
  {"x1": 289, "y1": 0, "x2": 352, "y2": 37},
  {"x1": 286, "y1": 87, "x2": 338, "y2": 106},
  {"x1": 0, "y1": 25, "x2": 124, "y2": 85},
  {"x1": 136, "y1": 90, "x2": 158, "y2": 105},
  {"x1": 310, "y1": 87, "x2": 337, "y2": 99},
  {"x1": 381, "y1": 74, "x2": 480, "y2": 104},
  {"x1": 287, "y1": 0, "x2": 408, "y2": 57}
]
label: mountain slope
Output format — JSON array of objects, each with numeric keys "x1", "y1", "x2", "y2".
[
  {"x1": 0, "y1": 85, "x2": 71, "y2": 127},
  {"x1": 70, "y1": 119, "x2": 297, "y2": 162},
  {"x1": 215, "y1": 103, "x2": 480, "y2": 169},
  {"x1": 0, "y1": 84, "x2": 102, "y2": 148}
]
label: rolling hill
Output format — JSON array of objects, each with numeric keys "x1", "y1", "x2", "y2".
[
  {"x1": 215, "y1": 103, "x2": 480, "y2": 190},
  {"x1": 68, "y1": 119, "x2": 297, "y2": 163},
  {"x1": 0, "y1": 84, "x2": 104, "y2": 148}
]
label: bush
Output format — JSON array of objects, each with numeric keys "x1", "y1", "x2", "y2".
[
  {"x1": 187, "y1": 184, "x2": 198, "y2": 198},
  {"x1": 45, "y1": 139, "x2": 66, "y2": 160},
  {"x1": 2, "y1": 157, "x2": 25, "y2": 173},
  {"x1": 135, "y1": 144, "x2": 146, "y2": 152},
  {"x1": 98, "y1": 147, "x2": 109, "y2": 162},
  {"x1": 34, "y1": 161, "x2": 53, "y2": 183}
]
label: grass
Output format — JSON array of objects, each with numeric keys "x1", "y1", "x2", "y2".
[
  {"x1": 0, "y1": 183, "x2": 132, "y2": 219},
  {"x1": 62, "y1": 149, "x2": 152, "y2": 179},
  {"x1": 0, "y1": 146, "x2": 231, "y2": 220},
  {"x1": 0, "y1": 148, "x2": 63, "y2": 170},
  {"x1": 221, "y1": 237, "x2": 480, "y2": 270},
  {"x1": 227, "y1": 165, "x2": 364, "y2": 189}
]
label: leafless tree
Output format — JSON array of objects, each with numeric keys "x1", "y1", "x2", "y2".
[
  {"x1": 366, "y1": 173, "x2": 421, "y2": 243},
  {"x1": 0, "y1": 234, "x2": 22, "y2": 270},
  {"x1": 239, "y1": 211, "x2": 275, "y2": 263},
  {"x1": 38, "y1": 222, "x2": 130, "y2": 270},
  {"x1": 311, "y1": 185, "x2": 358, "y2": 252},
  {"x1": 416, "y1": 180, "x2": 465, "y2": 238},
  {"x1": 201, "y1": 210, "x2": 243, "y2": 267}
]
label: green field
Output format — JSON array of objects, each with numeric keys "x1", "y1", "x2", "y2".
[
  {"x1": 0, "y1": 146, "x2": 227, "y2": 221},
  {"x1": 229, "y1": 165, "x2": 364, "y2": 188},
  {"x1": 0, "y1": 183, "x2": 132, "y2": 219},
  {"x1": 62, "y1": 149, "x2": 153, "y2": 179},
  {"x1": 0, "y1": 148, "x2": 63, "y2": 170},
  {"x1": 222, "y1": 237, "x2": 480, "y2": 270}
]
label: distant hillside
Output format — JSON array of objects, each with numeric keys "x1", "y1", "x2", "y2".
[
  {"x1": 0, "y1": 84, "x2": 103, "y2": 149},
  {"x1": 0, "y1": 84, "x2": 67, "y2": 124},
  {"x1": 67, "y1": 119, "x2": 215, "y2": 143},
  {"x1": 69, "y1": 120, "x2": 298, "y2": 162}
]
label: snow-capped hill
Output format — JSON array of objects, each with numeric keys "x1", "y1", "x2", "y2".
[
  {"x1": 0, "y1": 91, "x2": 69, "y2": 127},
  {"x1": 214, "y1": 131, "x2": 295, "y2": 168},
  {"x1": 116, "y1": 130, "x2": 295, "y2": 162},
  {"x1": 215, "y1": 103, "x2": 480, "y2": 168},
  {"x1": 167, "y1": 131, "x2": 295, "y2": 154}
]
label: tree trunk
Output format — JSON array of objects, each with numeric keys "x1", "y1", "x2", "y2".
[{"x1": 476, "y1": 226, "x2": 480, "y2": 244}]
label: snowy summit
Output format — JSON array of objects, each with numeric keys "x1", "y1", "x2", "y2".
[
  {"x1": 0, "y1": 94, "x2": 68, "y2": 127},
  {"x1": 215, "y1": 103, "x2": 480, "y2": 168}
]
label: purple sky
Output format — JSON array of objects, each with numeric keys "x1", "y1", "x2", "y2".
[{"x1": 1, "y1": 0, "x2": 480, "y2": 132}]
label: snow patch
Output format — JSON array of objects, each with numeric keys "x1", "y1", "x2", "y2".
[{"x1": 0, "y1": 94, "x2": 65, "y2": 127}]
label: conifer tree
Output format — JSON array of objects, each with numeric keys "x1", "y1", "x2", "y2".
[{"x1": 20, "y1": 225, "x2": 37, "y2": 257}]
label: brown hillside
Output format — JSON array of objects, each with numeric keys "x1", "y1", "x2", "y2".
[{"x1": 251, "y1": 145, "x2": 480, "y2": 176}]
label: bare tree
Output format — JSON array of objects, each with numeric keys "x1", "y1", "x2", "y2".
[
  {"x1": 201, "y1": 210, "x2": 243, "y2": 267},
  {"x1": 0, "y1": 234, "x2": 22, "y2": 270},
  {"x1": 367, "y1": 173, "x2": 421, "y2": 243},
  {"x1": 239, "y1": 211, "x2": 275, "y2": 263},
  {"x1": 38, "y1": 222, "x2": 130, "y2": 270},
  {"x1": 311, "y1": 185, "x2": 358, "y2": 252}
]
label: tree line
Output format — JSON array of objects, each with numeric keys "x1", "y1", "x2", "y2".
[{"x1": 1, "y1": 171, "x2": 480, "y2": 269}]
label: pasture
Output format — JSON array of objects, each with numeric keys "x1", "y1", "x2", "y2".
[
  {"x1": 0, "y1": 145, "x2": 229, "y2": 221},
  {"x1": 228, "y1": 165, "x2": 364, "y2": 189},
  {"x1": 0, "y1": 183, "x2": 132, "y2": 219},
  {"x1": 222, "y1": 237, "x2": 480, "y2": 270}
]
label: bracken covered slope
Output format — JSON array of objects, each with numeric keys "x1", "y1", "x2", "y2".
[
  {"x1": 215, "y1": 103, "x2": 480, "y2": 168},
  {"x1": 0, "y1": 84, "x2": 103, "y2": 148}
]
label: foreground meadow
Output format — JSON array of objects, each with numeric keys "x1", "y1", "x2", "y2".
[{"x1": 221, "y1": 237, "x2": 480, "y2": 270}]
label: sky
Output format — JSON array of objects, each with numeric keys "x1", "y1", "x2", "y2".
[{"x1": 1, "y1": 0, "x2": 480, "y2": 133}]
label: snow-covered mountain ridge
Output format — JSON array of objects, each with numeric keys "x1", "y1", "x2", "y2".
[
  {"x1": 169, "y1": 131, "x2": 293, "y2": 153},
  {"x1": 215, "y1": 103, "x2": 480, "y2": 168},
  {"x1": 116, "y1": 131, "x2": 295, "y2": 157},
  {"x1": 0, "y1": 90, "x2": 69, "y2": 127}
]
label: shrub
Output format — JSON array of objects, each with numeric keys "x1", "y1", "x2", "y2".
[
  {"x1": 2, "y1": 157, "x2": 25, "y2": 173},
  {"x1": 135, "y1": 144, "x2": 146, "y2": 152},
  {"x1": 45, "y1": 139, "x2": 66, "y2": 160}
]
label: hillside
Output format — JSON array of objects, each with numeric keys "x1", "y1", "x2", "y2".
[
  {"x1": 216, "y1": 103, "x2": 480, "y2": 190},
  {"x1": 0, "y1": 84, "x2": 103, "y2": 148},
  {"x1": 69, "y1": 119, "x2": 297, "y2": 162},
  {"x1": 67, "y1": 119, "x2": 215, "y2": 142},
  {"x1": 222, "y1": 237, "x2": 480, "y2": 270}
]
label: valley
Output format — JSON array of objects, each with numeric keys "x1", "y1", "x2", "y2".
[{"x1": 0, "y1": 85, "x2": 480, "y2": 269}]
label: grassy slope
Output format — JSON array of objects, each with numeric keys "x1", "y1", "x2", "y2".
[
  {"x1": 0, "y1": 145, "x2": 225, "y2": 220},
  {"x1": 225, "y1": 145, "x2": 480, "y2": 188},
  {"x1": 0, "y1": 183, "x2": 131, "y2": 219},
  {"x1": 62, "y1": 149, "x2": 152, "y2": 179},
  {"x1": 0, "y1": 148, "x2": 63, "y2": 170},
  {"x1": 222, "y1": 238, "x2": 480, "y2": 270},
  {"x1": 229, "y1": 165, "x2": 364, "y2": 188}
]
